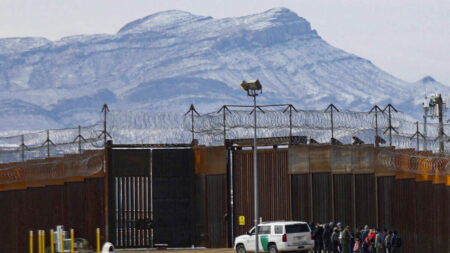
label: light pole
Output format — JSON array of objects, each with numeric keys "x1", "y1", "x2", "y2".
[{"x1": 240, "y1": 80, "x2": 262, "y2": 253}]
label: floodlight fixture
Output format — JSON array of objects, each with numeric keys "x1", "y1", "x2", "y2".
[
  {"x1": 240, "y1": 80, "x2": 262, "y2": 96},
  {"x1": 240, "y1": 79, "x2": 262, "y2": 253}
]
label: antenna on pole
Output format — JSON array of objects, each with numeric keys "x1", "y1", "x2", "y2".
[
  {"x1": 325, "y1": 104, "x2": 340, "y2": 144},
  {"x1": 410, "y1": 121, "x2": 425, "y2": 151},
  {"x1": 383, "y1": 104, "x2": 399, "y2": 146},
  {"x1": 185, "y1": 104, "x2": 200, "y2": 144},
  {"x1": 73, "y1": 125, "x2": 88, "y2": 154},
  {"x1": 41, "y1": 129, "x2": 55, "y2": 158},
  {"x1": 98, "y1": 104, "x2": 112, "y2": 147},
  {"x1": 218, "y1": 105, "x2": 231, "y2": 145},
  {"x1": 369, "y1": 105, "x2": 386, "y2": 147},
  {"x1": 283, "y1": 104, "x2": 298, "y2": 145}
]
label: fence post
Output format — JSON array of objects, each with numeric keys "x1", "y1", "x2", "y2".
[
  {"x1": 96, "y1": 228, "x2": 100, "y2": 253},
  {"x1": 369, "y1": 105, "x2": 385, "y2": 146},
  {"x1": 218, "y1": 105, "x2": 231, "y2": 145},
  {"x1": 99, "y1": 104, "x2": 112, "y2": 147},
  {"x1": 50, "y1": 229, "x2": 54, "y2": 253},
  {"x1": 21, "y1": 135, "x2": 26, "y2": 162},
  {"x1": 325, "y1": 104, "x2": 340, "y2": 143},
  {"x1": 70, "y1": 229, "x2": 74, "y2": 253},
  {"x1": 185, "y1": 104, "x2": 200, "y2": 143},
  {"x1": 42, "y1": 230, "x2": 46, "y2": 253},
  {"x1": 29, "y1": 230, "x2": 33, "y2": 253},
  {"x1": 60, "y1": 229, "x2": 64, "y2": 253},
  {"x1": 383, "y1": 104, "x2": 398, "y2": 146},
  {"x1": 42, "y1": 130, "x2": 55, "y2": 158},
  {"x1": 283, "y1": 104, "x2": 298, "y2": 145},
  {"x1": 38, "y1": 230, "x2": 42, "y2": 253}
]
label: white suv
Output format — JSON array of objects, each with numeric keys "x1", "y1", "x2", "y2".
[{"x1": 234, "y1": 221, "x2": 314, "y2": 253}]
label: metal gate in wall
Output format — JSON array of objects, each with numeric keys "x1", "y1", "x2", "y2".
[
  {"x1": 110, "y1": 149, "x2": 152, "y2": 248},
  {"x1": 109, "y1": 146, "x2": 195, "y2": 248}
]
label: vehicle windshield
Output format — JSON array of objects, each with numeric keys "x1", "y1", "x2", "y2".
[{"x1": 285, "y1": 224, "x2": 310, "y2": 233}]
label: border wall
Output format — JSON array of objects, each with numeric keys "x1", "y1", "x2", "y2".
[
  {"x1": 0, "y1": 142, "x2": 448, "y2": 253},
  {"x1": 232, "y1": 144, "x2": 449, "y2": 253},
  {"x1": 0, "y1": 150, "x2": 105, "y2": 253}
]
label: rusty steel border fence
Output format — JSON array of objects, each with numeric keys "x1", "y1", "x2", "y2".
[{"x1": 231, "y1": 145, "x2": 449, "y2": 253}]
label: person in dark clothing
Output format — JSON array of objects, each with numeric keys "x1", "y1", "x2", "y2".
[
  {"x1": 382, "y1": 229, "x2": 388, "y2": 253},
  {"x1": 340, "y1": 226, "x2": 351, "y2": 253},
  {"x1": 331, "y1": 227, "x2": 340, "y2": 253},
  {"x1": 323, "y1": 224, "x2": 333, "y2": 253},
  {"x1": 385, "y1": 230, "x2": 392, "y2": 253},
  {"x1": 390, "y1": 231, "x2": 402, "y2": 253},
  {"x1": 314, "y1": 224, "x2": 324, "y2": 253},
  {"x1": 361, "y1": 226, "x2": 370, "y2": 253},
  {"x1": 309, "y1": 222, "x2": 317, "y2": 251}
]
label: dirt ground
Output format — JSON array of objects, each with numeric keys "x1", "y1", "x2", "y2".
[{"x1": 116, "y1": 249, "x2": 234, "y2": 253}]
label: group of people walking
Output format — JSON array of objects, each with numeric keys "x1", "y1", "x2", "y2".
[{"x1": 309, "y1": 222, "x2": 402, "y2": 253}]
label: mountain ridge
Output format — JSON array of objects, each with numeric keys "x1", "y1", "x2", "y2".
[{"x1": 0, "y1": 8, "x2": 448, "y2": 131}]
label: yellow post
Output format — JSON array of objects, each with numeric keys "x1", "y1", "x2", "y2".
[
  {"x1": 60, "y1": 229, "x2": 64, "y2": 253},
  {"x1": 50, "y1": 229, "x2": 55, "y2": 253},
  {"x1": 96, "y1": 228, "x2": 100, "y2": 253},
  {"x1": 29, "y1": 230, "x2": 33, "y2": 253},
  {"x1": 42, "y1": 230, "x2": 45, "y2": 253},
  {"x1": 38, "y1": 230, "x2": 42, "y2": 253},
  {"x1": 70, "y1": 229, "x2": 74, "y2": 253}
]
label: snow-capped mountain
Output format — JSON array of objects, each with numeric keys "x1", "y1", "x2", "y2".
[{"x1": 0, "y1": 7, "x2": 448, "y2": 130}]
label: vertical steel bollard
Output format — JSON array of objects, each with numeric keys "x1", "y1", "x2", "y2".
[
  {"x1": 38, "y1": 230, "x2": 42, "y2": 253},
  {"x1": 70, "y1": 229, "x2": 74, "y2": 253},
  {"x1": 96, "y1": 228, "x2": 100, "y2": 253},
  {"x1": 60, "y1": 229, "x2": 64, "y2": 253},
  {"x1": 50, "y1": 229, "x2": 55, "y2": 253},
  {"x1": 30, "y1": 231, "x2": 34, "y2": 253},
  {"x1": 42, "y1": 230, "x2": 45, "y2": 253}
]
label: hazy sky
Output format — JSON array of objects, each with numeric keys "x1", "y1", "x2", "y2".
[{"x1": 0, "y1": 0, "x2": 449, "y2": 85}]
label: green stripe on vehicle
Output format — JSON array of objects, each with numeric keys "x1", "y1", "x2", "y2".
[{"x1": 260, "y1": 235, "x2": 269, "y2": 251}]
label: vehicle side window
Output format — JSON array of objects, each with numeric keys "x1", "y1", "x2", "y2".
[
  {"x1": 274, "y1": 225, "x2": 283, "y2": 234},
  {"x1": 249, "y1": 228, "x2": 255, "y2": 235},
  {"x1": 286, "y1": 224, "x2": 310, "y2": 233},
  {"x1": 258, "y1": 226, "x2": 271, "y2": 235}
]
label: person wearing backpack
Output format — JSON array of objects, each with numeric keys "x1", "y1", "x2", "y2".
[
  {"x1": 390, "y1": 231, "x2": 402, "y2": 253},
  {"x1": 364, "y1": 229, "x2": 375, "y2": 252},
  {"x1": 331, "y1": 227, "x2": 340, "y2": 253},
  {"x1": 314, "y1": 224, "x2": 324, "y2": 253},
  {"x1": 374, "y1": 228, "x2": 384, "y2": 253},
  {"x1": 384, "y1": 231, "x2": 392, "y2": 253},
  {"x1": 323, "y1": 223, "x2": 333, "y2": 253},
  {"x1": 340, "y1": 226, "x2": 352, "y2": 253},
  {"x1": 360, "y1": 225, "x2": 369, "y2": 253}
]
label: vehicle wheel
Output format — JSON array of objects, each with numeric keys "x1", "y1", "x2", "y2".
[
  {"x1": 236, "y1": 244, "x2": 247, "y2": 253},
  {"x1": 268, "y1": 244, "x2": 278, "y2": 253}
]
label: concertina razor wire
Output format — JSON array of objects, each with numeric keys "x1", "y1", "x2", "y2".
[{"x1": 1, "y1": 105, "x2": 450, "y2": 175}]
